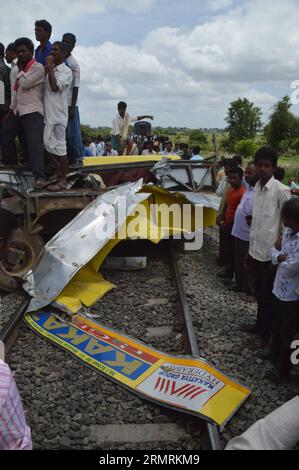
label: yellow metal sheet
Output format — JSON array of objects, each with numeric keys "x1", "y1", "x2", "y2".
[
  {"x1": 53, "y1": 187, "x2": 217, "y2": 313},
  {"x1": 83, "y1": 155, "x2": 181, "y2": 167}
]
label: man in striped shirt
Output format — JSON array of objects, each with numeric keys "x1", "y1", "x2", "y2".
[{"x1": 0, "y1": 343, "x2": 32, "y2": 450}]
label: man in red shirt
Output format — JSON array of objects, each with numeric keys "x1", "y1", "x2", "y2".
[{"x1": 218, "y1": 167, "x2": 246, "y2": 280}]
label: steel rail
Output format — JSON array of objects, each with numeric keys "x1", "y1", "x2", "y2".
[
  {"x1": 169, "y1": 242, "x2": 222, "y2": 451},
  {"x1": 0, "y1": 296, "x2": 30, "y2": 355}
]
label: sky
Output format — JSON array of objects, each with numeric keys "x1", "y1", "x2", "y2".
[{"x1": 1, "y1": 0, "x2": 299, "y2": 128}]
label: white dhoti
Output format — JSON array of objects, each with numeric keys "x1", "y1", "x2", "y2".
[{"x1": 44, "y1": 123, "x2": 67, "y2": 157}]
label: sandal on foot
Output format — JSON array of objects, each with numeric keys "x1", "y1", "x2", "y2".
[{"x1": 47, "y1": 181, "x2": 67, "y2": 192}]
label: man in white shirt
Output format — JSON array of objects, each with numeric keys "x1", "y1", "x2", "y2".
[
  {"x1": 104, "y1": 142, "x2": 118, "y2": 156},
  {"x1": 162, "y1": 141, "x2": 176, "y2": 157},
  {"x1": 142, "y1": 141, "x2": 158, "y2": 156},
  {"x1": 245, "y1": 147, "x2": 290, "y2": 349},
  {"x1": 62, "y1": 33, "x2": 84, "y2": 168},
  {"x1": 111, "y1": 101, "x2": 153, "y2": 155},
  {"x1": 86, "y1": 137, "x2": 97, "y2": 157},
  {"x1": 96, "y1": 136, "x2": 105, "y2": 156},
  {"x1": 226, "y1": 396, "x2": 299, "y2": 450},
  {"x1": 43, "y1": 42, "x2": 72, "y2": 191}
]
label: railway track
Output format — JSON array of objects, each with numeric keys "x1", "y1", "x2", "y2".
[{"x1": 0, "y1": 241, "x2": 222, "y2": 450}]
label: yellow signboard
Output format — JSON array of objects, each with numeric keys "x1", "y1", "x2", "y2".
[{"x1": 25, "y1": 312, "x2": 251, "y2": 427}]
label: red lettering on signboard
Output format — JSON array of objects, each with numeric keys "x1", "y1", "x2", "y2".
[
  {"x1": 155, "y1": 378, "x2": 207, "y2": 401},
  {"x1": 74, "y1": 319, "x2": 159, "y2": 365}
]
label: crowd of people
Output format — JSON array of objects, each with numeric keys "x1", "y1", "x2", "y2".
[
  {"x1": 0, "y1": 20, "x2": 83, "y2": 191},
  {"x1": 215, "y1": 148, "x2": 299, "y2": 385},
  {"x1": 0, "y1": 19, "x2": 299, "y2": 451},
  {"x1": 83, "y1": 133, "x2": 204, "y2": 160},
  {"x1": 0, "y1": 18, "x2": 206, "y2": 193}
]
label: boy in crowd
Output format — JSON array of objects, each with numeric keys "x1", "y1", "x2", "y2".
[
  {"x1": 244, "y1": 147, "x2": 291, "y2": 349},
  {"x1": 34, "y1": 19, "x2": 52, "y2": 66},
  {"x1": 0, "y1": 38, "x2": 45, "y2": 187},
  {"x1": 191, "y1": 146, "x2": 204, "y2": 161},
  {"x1": 43, "y1": 42, "x2": 72, "y2": 191},
  {"x1": 216, "y1": 159, "x2": 236, "y2": 268},
  {"x1": 180, "y1": 143, "x2": 192, "y2": 160},
  {"x1": 265, "y1": 198, "x2": 299, "y2": 383},
  {"x1": 162, "y1": 141, "x2": 176, "y2": 157},
  {"x1": 96, "y1": 136, "x2": 105, "y2": 156},
  {"x1": 217, "y1": 167, "x2": 246, "y2": 281},
  {"x1": 62, "y1": 33, "x2": 84, "y2": 168},
  {"x1": 231, "y1": 162, "x2": 258, "y2": 293},
  {"x1": 104, "y1": 141, "x2": 118, "y2": 156}
]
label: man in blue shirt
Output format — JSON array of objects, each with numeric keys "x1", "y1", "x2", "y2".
[
  {"x1": 34, "y1": 20, "x2": 52, "y2": 66},
  {"x1": 191, "y1": 146, "x2": 204, "y2": 161}
]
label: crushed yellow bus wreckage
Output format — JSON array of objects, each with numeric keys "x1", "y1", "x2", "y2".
[{"x1": 23, "y1": 180, "x2": 218, "y2": 314}]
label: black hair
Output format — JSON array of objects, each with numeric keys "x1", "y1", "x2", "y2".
[
  {"x1": 6, "y1": 43, "x2": 16, "y2": 53},
  {"x1": 52, "y1": 41, "x2": 69, "y2": 55},
  {"x1": 62, "y1": 33, "x2": 76, "y2": 44},
  {"x1": 0, "y1": 43, "x2": 5, "y2": 57},
  {"x1": 274, "y1": 167, "x2": 285, "y2": 182},
  {"x1": 193, "y1": 146, "x2": 201, "y2": 154},
  {"x1": 254, "y1": 147, "x2": 278, "y2": 168},
  {"x1": 35, "y1": 19, "x2": 52, "y2": 35},
  {"x1": 233, "y1": 155, "x2": 243, "y2": 166},
  {"x1": 0, "y1": 209, "x2": 18, "y2": 239},
  {"x1": 282, "y1": 198, "x2": 299, "y2": 224},
  {"x1": 223, "y1": 158, "x2": 236, "y2": 168},
  {"x1": 14, "y1": 37, "x2": 34, "y2": 53},
  {"x1": 228, "y1": 166, "x2": 244, "y2": 179},
  {"x1": 118, "y1": 101, "x2": 127, "y2": 110}
]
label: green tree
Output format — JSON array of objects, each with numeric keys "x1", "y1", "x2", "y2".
[
  {"x1": 188, "y1": 129, "x2": 208, "y2": 147},
  {"x1": 234, "y1": 139, "x2": 259, "y2": 158},
  {"x1": 225, "y1": 98, "x2": 262, "y2": 151},
  {"x1": 265, "y1": 96, "x2": 299, "y2": 151}
]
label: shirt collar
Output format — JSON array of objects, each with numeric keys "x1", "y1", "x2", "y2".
[
  {"x1": 285, "y1": 228, "x2": 299, "y2": 238},
  {"x1": 37, "y1": 41, "x2": 52, "y2": 52},
  {"x1": 258, "y1": 176, "x2": 275, "y2": 191}
]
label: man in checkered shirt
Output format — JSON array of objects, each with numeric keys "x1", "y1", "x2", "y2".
[{"x1": 0, "y1": 341, "x2": 32, "y2": 450}]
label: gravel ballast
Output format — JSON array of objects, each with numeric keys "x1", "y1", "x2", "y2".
[{"x1": 1, "y1": 230, "x2": 298, "y2": 450}]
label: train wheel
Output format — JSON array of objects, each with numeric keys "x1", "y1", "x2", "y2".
[
  {"x1": 0, "y1": 268, "x2": 21, "y2": 292},
  {"x1": 0, "y1": 229, "x2": 45, "y2": 279}
]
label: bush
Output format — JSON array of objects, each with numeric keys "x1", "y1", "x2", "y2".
[
  {"x1": 234, "y1": 139, "x2": 258, "y2": 158},
  {"x1": 188, "y1": 129, "x2": 208, "y2": 147}
]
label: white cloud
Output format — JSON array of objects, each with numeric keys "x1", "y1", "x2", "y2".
[
  {"x1": 207, "y1": 0, "x2": 237, "y2": 12},
  {"x1": 0, "y1": 0, "x2": 155, "y2": 44},
  {"x1": 2, "y1": 0, "x2": 299, "y2": 127}
]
